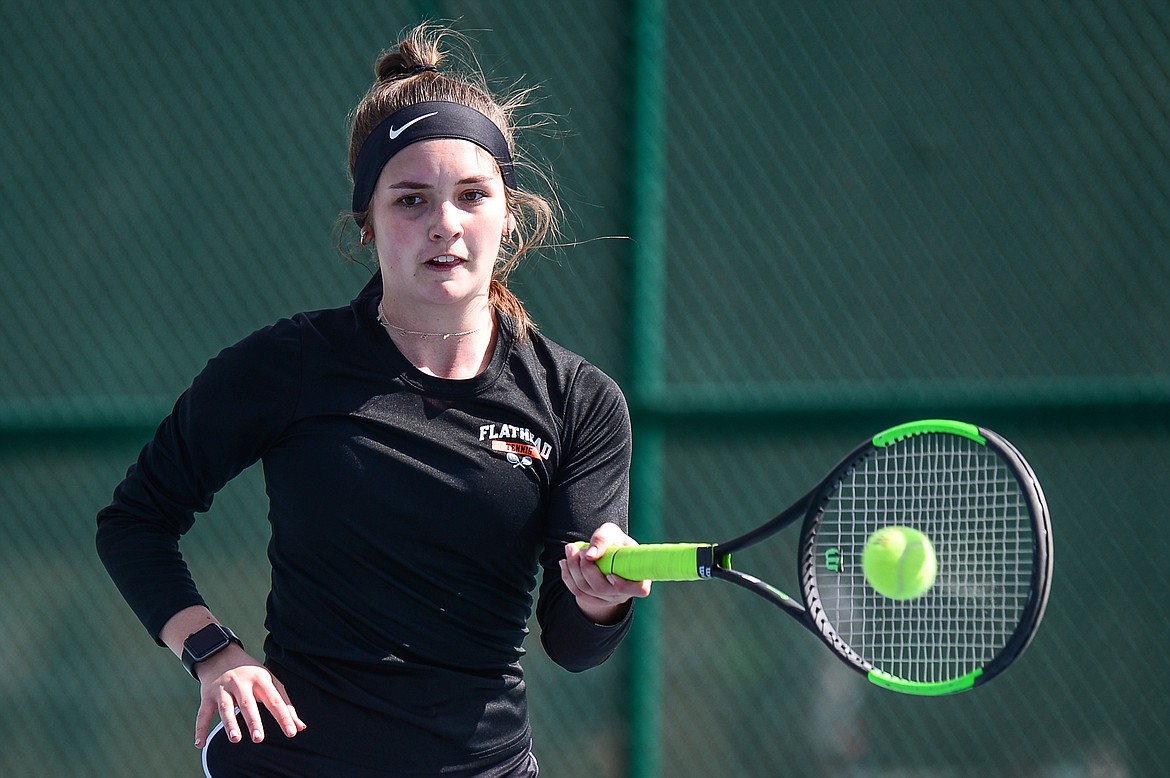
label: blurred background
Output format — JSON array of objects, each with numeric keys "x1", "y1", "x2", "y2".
[{"x1": 2, "y1": 1, "x2": 1168, "y2": 775}]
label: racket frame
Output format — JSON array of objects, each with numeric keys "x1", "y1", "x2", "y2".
[
  {"x1": 707, "y1": 420, "x2": 1053, "y2": 695},
  {"x1": 584, "y1": 419, "x2": 1053, "y2": 696}
]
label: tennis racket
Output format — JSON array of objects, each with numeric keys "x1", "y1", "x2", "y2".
[{"x1": 581, "y1": 419, "x2": 1053, "y2": 696}]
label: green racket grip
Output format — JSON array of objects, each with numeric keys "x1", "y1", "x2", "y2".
[{"x1": 570, "y1": 541, "x2": 716, "y2": 581}]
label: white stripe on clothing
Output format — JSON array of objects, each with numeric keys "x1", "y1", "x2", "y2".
[{"x1": 201, "y1": 714, "x2": 230, "y2": 777}]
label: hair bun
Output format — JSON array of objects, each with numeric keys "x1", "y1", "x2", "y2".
[{"x1": 374, "y1": 51, "x2": 442, "y2": 83}]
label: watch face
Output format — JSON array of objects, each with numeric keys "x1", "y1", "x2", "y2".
[{"x1": 186, "y1": 625, "x2": 230, "y2": 660}]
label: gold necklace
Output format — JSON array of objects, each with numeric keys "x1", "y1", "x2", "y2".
[{"x1": 377, "y1": 302, "x2": 486, "y2": 341}]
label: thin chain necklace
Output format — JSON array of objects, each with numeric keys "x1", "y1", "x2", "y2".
[{"x1": 377, "y1": 302, "x2": 486, "y2": 341}]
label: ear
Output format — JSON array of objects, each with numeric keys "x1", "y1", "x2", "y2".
[{"x1": 503, "y1": 212, "x2": 516, "y2": 238}]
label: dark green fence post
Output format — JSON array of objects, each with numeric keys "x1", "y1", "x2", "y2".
[{"x1": 626, "y1": 0, "x2": 668, "y2": 776}]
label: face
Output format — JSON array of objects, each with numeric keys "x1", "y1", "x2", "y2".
[{"x1": 367, "y1": 138, "x2": 513, "y2": 314}]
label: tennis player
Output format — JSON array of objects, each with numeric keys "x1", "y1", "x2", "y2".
[{"x1": 96, "y1": 22, "x2": 651, "y2": 777}]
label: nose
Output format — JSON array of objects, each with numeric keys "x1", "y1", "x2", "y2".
[{"x1": 431, "y1": 200, "x2": 464, "y2": 242}]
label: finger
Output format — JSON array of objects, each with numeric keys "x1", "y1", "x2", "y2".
[
  {"x1": 566, "y1": 542, "x2": 643, "y2": 601},
  {"x1": 217, "y1": 691, "x2": 242, "y2": 743},
  {"x1": 194, "y1": 697, "x2": 216, "y2": 748},
  {"x1": 585, "y1": 523, "x2": 638, "y2": 560},
  {"x1": 234, "y1": 689, "x2": 267, "y2": 743},
  {"x1": 589, "y1": 522, "x2": 629, "y2": 549},
  {"x1": 288, "y1": 705, "x2": 308, "y2": 732},
  {"x1": 563, "y1": 558, "x2": 611, "y2": 603},
  {"x1": 584, "y1": 532, "x2": 610, "y2": 560},
  {"x1": 607, "y1": 575, "x2": 653, "y2": 598},
  {"x1": 575, "y1": 548, "x2": 616, "y2": 590},
  {"x1": 254, "y1": 680, "x2": 303, "y2": 738},
  {"x1": 270, "y1": 678, "x2": 308, "y2": 732},
  {"x1": 568, "y1": 558, "x2": 626, "y2": 602},
  {"x1": 563, "y1": 541, "x2": 586, "y2": 560},
  {"x1": 559, "y1": 558, "x2": 588, "y2": 596},
  {"x1": 561, "y1": 541, "x2": 587, "y2": 571}
]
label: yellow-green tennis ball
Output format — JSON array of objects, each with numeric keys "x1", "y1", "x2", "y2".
[{"x1": 862, "y1": 526, "x2": 937, "y2": 600}]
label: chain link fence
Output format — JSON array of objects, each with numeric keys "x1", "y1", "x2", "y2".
[{"x1": 2, "y1": 1, "x2": 1167, "y2": 775}]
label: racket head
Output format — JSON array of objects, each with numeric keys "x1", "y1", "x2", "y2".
[{"x1": 798, "y1": 420, "x2": 1053, "y2": 695}]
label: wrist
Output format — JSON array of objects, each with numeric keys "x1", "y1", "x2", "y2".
[
  {"x1": 578, "y1": 597, "x2": 632, "y2": 626},
  {"x1": 181, "y1": 623, "x2": 244, "y2": 680},
  {"x1": 193, "y1": 643, "x2": 251, "y2": 683}
]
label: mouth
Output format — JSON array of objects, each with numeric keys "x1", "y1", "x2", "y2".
[{"x1": 426, "y1": 254, "x2": 465, "y2": 268}]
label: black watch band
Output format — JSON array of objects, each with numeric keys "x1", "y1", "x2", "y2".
[{"x1": 181, "y1": 623, "x2": 243, "y2": 680}]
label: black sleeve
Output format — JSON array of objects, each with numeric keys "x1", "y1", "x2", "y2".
[
  {"x1": 95, "y1": 322, "x2": 300, "y2": 644},
  {"x1": 536, "y1": 361, "x2": 635, "y2": 671}
]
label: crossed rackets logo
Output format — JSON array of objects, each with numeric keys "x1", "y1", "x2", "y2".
[
  {"x1": 506, "y1": 452, "x2": 533, "y2": 468},
  {"x1": 493, "y1": 440, "x2": 540, "y2": 470}
]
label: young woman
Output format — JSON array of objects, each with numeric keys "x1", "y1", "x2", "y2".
[{"x1": 96, "y1": 23, "x2": 650, "y2": 777}]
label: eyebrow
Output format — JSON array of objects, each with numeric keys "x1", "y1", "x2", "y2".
[{"x1": 386, "y1": 174, "x2": 496, "y2": 190}]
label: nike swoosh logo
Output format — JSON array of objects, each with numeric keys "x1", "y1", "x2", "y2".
[{"x1": 388, "y1": 112, "x2": 438, "y2": 139}]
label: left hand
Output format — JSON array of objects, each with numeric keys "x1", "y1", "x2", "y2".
[{"x1": 561, "y1": 522, "x2": 652, "y2": 625}]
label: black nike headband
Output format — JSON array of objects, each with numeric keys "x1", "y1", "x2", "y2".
[{"x1": 351, "y1": 100, "x2": 517, "y2": 226}]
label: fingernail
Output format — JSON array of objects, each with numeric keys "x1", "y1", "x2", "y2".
[{"x1": 253, "y1": 729, "x2": 264, "y2": 742}]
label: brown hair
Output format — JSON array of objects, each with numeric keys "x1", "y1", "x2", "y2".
[{"x1": 346, "y1": 23, "x2": 556, "y2": 339}]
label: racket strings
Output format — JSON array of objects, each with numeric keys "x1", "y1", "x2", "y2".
[{"x1": 813, "y1": 433, "x2": 1035, "y2": 684}]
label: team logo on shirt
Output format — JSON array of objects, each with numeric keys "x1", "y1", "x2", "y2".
[{"x1": 479, "y1": 422, "x2": 552, "y2": 469}]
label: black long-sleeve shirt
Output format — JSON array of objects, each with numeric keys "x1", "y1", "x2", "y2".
[{"x1": 96, "y1": 273, "x2": 634, "y2": 771}]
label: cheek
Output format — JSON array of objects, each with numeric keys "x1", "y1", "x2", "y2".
[
  {"x1": 472, "y1": 232, "x2": 506, "y2": 267},
  {"x1": 474, "y1": 207, "x2": 511, "y2": 247},
  {"x1": 372, "y1": 231, "x2": 420, "y2": 277},
  {"x1": 369, "y1": 212, "x2": 418, "y2": 257},
  {"x1": 370, "y1": 206, "x2": 412, "y2": 237}
]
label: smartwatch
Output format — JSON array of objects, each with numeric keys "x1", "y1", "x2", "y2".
[{"x1": 181, "y1": 623, "x2": 243, "y2": 679}]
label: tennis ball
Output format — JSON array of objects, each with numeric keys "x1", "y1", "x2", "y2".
[{"x1": 862, "y1": 526, "x2": 937, "y2": 600}]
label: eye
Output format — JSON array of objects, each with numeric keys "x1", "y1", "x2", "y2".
[
  {"x1": 461, "y1": 189, "x2": 488, "y2": 203},
  {"x1": 397, "y1": 194, "x2": 424, "y2": 207}
]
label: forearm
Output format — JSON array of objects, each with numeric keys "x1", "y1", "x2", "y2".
[
  {"x1": 159, "y1": 604, "x2": 219, "y2": 658},
  {"x1": 537, "y1": 579, "x2": 634, "y2": 672},
  {"x1": 96, "y1": 506, "x2": 209, "y2": 644}
]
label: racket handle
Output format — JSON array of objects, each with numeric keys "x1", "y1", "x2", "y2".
[{"x1": 570, "y1": 541, "x2": 714, "y2": 581}]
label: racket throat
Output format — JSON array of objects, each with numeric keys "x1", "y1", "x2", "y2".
[{"x1": 700, "y1": 545, "x2": 732, "y2": 578}]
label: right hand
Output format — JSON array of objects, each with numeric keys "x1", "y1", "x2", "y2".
[{"x1": 192, "y1": 645, "x2": 308, "y2": 748}]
